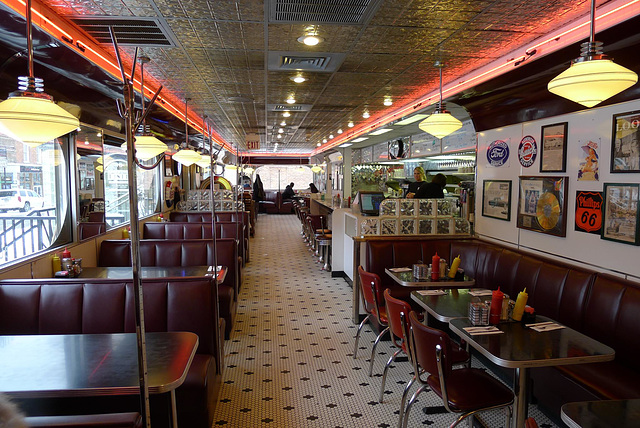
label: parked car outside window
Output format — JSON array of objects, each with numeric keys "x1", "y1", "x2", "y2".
[{"x1": 0, "y1": 189, "x2": 45, "y2": 212}]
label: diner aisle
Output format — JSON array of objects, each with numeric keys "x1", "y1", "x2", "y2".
[{"x1": 212, "y1": 214, "x2": 559, "y2": 428}]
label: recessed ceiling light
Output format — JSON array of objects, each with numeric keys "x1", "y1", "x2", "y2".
[
  {"x1": 337, "y1": 129, "x2": 343, "y2": 134},
  {"x1": 329, "y1": 134, "x2": 334, "y2": 139},
  {"x1": 316, "y1": 142, "x2": 322, "y2": 147},
  {"x1": 369, "y1": 128, "x2": 392, "y2": 135},
  {"x1": 282, "y1": 111, "x2": 291, "y2": 117},
  {"x1": 352, "y1": 137, "x2": 368, "y2": 142},
  {"x1": 348, "y1": 122, "x2": 354, "y2": 128},
  {"x1": 383, "y1": 97, "x2": 393, "y2": 106},
  {"x1": 277, "y1": 134, "x2": 282, "y2": 139},
  {"x1": 394, "y1": 114, "x2": 429, "y2": 125},
  {"x1": 286, "y1": 97, "x2": 296, "y2": 104},
  {"x1": 362, "y1": 111, "x2": 370, "y2": 118},
  {"x1": 278, "y1": 128, "x2": 284, "y2": 133},
  {"x1": 280, "y1": 121, "x2": 286, "y2": 126},
  {"x1": 96, "y1": 132, "x2": 102, "y2": 137},
  {"x1": 291, "y1": 75, "x2": 306, "y2": 83}
]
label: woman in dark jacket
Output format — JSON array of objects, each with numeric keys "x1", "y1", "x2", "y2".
[{"x1": 253, "y1": 174, "x2": 265, "y2": 202}]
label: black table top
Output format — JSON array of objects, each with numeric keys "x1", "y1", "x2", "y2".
[
  {"x1": 411, "y1": 288, "x2": 491, "y2": 322},
  {"x1": 561, "y1": 399, "x2": 640, "y2": 428},
  {"x1": 79, "y1": 266, "x2": 226, "y2": 282},
  {"x1": 386, "y1": 268, "x2": 475, "y2": 288},
  {"x1": 449, "y1": 317, "x2": 615, "y2": 368},
  {"x1": 0, "y1": 332, "x2": 198, "y2": 398}
]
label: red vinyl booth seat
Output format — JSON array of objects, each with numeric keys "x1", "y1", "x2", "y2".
[
  {"x1": 98, "y1": 239, "x2": 239, "y2": 338},
  {"x1": 0, "y1": 277, "x2": 221, "y2": 428},
  {"x1": 363, "y1": 237, "x2": 640, "y2": 418},
  {"x1": 142, "y1": 221, "x2": 249, "y2": 265}
]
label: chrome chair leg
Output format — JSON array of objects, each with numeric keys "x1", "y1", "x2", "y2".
[
  {"x1": 402, "y1": 384, "x2": 429, "y2": 428},
  {"x1": 353, "y1": 314, "x2": 371, "y2": 359},
  {"x1": 369, "y1": 326, "x2": 389, "y2": 377},
  {"x1": 398, "y1": 375, "x2": 416, "y2": 428},
  {"x1": 379, "y1": 348, "x2": 402, "y2": 402}
]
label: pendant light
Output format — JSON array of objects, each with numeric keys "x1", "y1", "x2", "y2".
[
  {"x1": 0, "y1": 0, "x2": 79, "y2": 147},
  {"x1": 548, "y1": 0, "x2": 637, "y2": 108},
  {"x1": 419, "y1": 62, "x2": 462, "y2": 139},
  {"x1": 172, "y1": 98, "x2": 200, "y2": 167},
  {"x1": 120, "y1": 56, "x2": 167, "y2": 160}
]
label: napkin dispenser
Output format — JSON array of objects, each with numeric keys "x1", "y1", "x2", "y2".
[{"x1": 413, "y1": 263, "x2": 429, "y2": 280}]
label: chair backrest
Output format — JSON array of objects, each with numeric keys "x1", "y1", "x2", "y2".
[
  {"x1": 357, "y1": 266, "x2": 384, "y2": 315},
  {"x1": 408, "y1": 311, "x2": 453, "y2": 379},
  {"x1": 383, "y1": 288, "x2": 412, "y2": 351}
]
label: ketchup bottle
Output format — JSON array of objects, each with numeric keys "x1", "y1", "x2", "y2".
[
  {"x1": 490, "y1": 287, "x2": 504, "y2": 325},
  {"x1": 61, "y1": 247, "x2": 71, "y2": 259},
  {"x1": 431, "y1": 252, "x2": 440, "y2": 280}
]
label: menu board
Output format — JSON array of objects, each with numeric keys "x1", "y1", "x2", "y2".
[
  {"x1": 352, "y1": 148, "x2": 362, "y2": 165},
  {"x1": 442, "y1": 119, "x2": 477, "y2": 153},
  {"x1": 373, "y1": 142, "x2": 389, "y2": 161},
  {"x1": 361, "y1": 146, "x2": 373, "y2": 163},
  {"x1": 410, "y1": 133, "x2": 441, "y2": 157}
]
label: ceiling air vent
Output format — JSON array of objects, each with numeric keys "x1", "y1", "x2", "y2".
[
  {"x1": 70, "y1": 17, "x2": 178, "y2": 47},
  {"x1": 268, "y1": 0, "x2": 383, "y2": 24},
  {"x1": 268, "y1": 51, "x2": 345, "y2": 72},
  {"x1": 268, "y1": 104, "x2": 312, "y2": 112}
]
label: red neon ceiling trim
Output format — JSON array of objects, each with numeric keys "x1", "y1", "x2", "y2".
[
  {"x1": 312, "y1": 0, "x2": 640, "y2": 155},
  {"x1": 1, "y1": 0, "x2": 231, "y2": 151}
]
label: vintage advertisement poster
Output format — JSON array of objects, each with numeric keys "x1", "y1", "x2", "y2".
[
  {"x1": 575, "y1": 191, "x2": 603, "y2": 234},
  {"x1": 482, "y1": 180, "x2": 511, "y2": 221},
  {"x1": 611, "y1": 110, "x2": 640, "y2": 173},
  {"x1": 577, "y1": 140, "x2": 599, "y2": 181}
]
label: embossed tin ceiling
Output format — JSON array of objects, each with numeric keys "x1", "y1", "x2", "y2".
[{"x1": 0, "y1": 0, "x2": 631, "y2": 155}]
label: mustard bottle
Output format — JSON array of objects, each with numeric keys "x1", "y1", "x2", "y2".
[
  {"x1": 52, "y1": 253, "x2": 61, "y2": 274},
  {"x1": 448, "y1": 254, "x2": 461, "y2": 278},
  {"x1": 512, "y1": 288, "x2": 529, "y2": 321}
]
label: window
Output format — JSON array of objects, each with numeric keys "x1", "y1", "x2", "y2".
[
  {"x1": 102, "y1": 137, "x2": 160, "y2": 227},
  {"x1": 0, "y1": 135, "x2": 71, "y2": 266},
  {"x1": 256, "y1": 165, "x2": 313, "y2": 191}
]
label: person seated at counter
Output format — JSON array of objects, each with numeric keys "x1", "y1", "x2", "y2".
[
  {"x1": 407, "y1": 173, "x2": 447, "y2": 199},
  {"x1": 309, "y1": 183, "x2": 319, "y2": 193},
  {"x1": 405, "y1": 166, "x2": 427, "y2": 196},
  {"x1": 282, "y1": 182, "x2": 295, "y2": 200}
]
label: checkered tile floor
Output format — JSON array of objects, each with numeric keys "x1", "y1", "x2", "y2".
[{"x1": 212, "y1": 214, "x2": 560, "y2": 427}]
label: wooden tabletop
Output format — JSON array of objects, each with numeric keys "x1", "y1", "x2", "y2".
[{"x1": 0, "y1": 332, "x2": 198, "y2": 398}]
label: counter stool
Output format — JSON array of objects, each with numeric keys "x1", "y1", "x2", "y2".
[{"x1": 317, "y1": 233, "x2": 331, "y2": 271}]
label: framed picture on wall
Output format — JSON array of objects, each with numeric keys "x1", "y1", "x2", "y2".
[
  {"x1": 601, "y1": 183, "x2": 640, "y2": 245},
  {"x1": 610, "y1": 110, "x2": 640, "y2": 173},
  {"x1": 482, "y1": 180, "x2": 511, "y2": 221},
  {"x1": 540, "y1": 122, "x2": 568, "y2": 172},
  {"x1": 517, "y1": 176, "x2": 568, "y2": 237}
]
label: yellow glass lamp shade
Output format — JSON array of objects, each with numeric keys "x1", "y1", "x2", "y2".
[
  {"x1": 243, "y1": 167, "x2": 254, "y2": 175},
  {"x1": 418, "y1": 111, "x2": 463, "y2": 139},
  {"x1": 311, "y1": 165, "x2": 322, "y2": 173},
  {"x1": 0, "y1": 96, "x2": 79, "y2": 147},
  {"x1": 121, "y1": 135, "x2": 168, "y2": 161},
  {"x1": 195, "y1": 154, "x2": 211, "y2": 169},
  {"x1": 226, "y1": 164, "x2": 238, "y2": 170},
  {"x1": 172, "y1": 148, "x2": 201, "y2": 167},
  {"x1": 548, "y1": 59, "x2": 638, "y2": 108}
]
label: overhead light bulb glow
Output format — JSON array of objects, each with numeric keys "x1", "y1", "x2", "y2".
[
  {"x1": 337, "y1": 129, "x2": 343, "y2": 134},
  {"x1": 286, "y1": 97, "x2": 296, "y2": 104},
  {"x1": 348, "y1": 122, "x2": 354, "y2": 127},
  {"x1": 383, "y1": 98, "x2": 393, "y2": 106},
  {"x1": 291, "y1": 75, "x2": 306, "y2": 83},
  {"x1": 362, "y1": 111, "x2": 370, "y2": 118},
  {"x1": 282, "y1": 111, "x2": 291, "y2": 117}
]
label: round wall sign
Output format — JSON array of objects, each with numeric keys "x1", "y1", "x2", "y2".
[
  {"x1": 518, "y1": 136, "x2": 537, "y2": 168},
  {"x1": 487, "y1": 140, "x2": 509, "y2": 167}
]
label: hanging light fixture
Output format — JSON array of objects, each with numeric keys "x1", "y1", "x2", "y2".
[
  {"x1": 195, "y1": 153, "x2": 211, "y2": 169},
  {"x1": 120, "y1": 56, "x2": 167, "y2": 160},
  {"x1": 0, "y1": 0, "x2": 79, "y2": 147},
  {"x1": 419, "y1": 61, "x2": 462, "y2": 139},
  {"x1": 548, "y1": 0, "x2": 637, "y2": 108},
  {"x1": 297, "y1": 26, "x2": 324, "y2": 46},
  {"x1": 172, "y1": 98, "x2": 201, "y2": 167},
  {"x1": 311, "y1": 164, "x2": 322, "y2": 173}
]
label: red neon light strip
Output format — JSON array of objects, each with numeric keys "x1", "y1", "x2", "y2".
[
  {"x1": 1, "y1": 0, "x2": 231, "y2": 151},
  {"x1": 312, "y1": 0, "x2": 640, "y2": 155}
]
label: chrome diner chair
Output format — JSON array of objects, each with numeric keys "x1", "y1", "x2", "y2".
[{"x1": 404, "y1": 311, "x2": 513, "y2": 428}]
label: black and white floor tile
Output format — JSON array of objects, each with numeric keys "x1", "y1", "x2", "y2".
[{"x1": 212, "y1": 214, "x2": 561, "y2": 428}]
